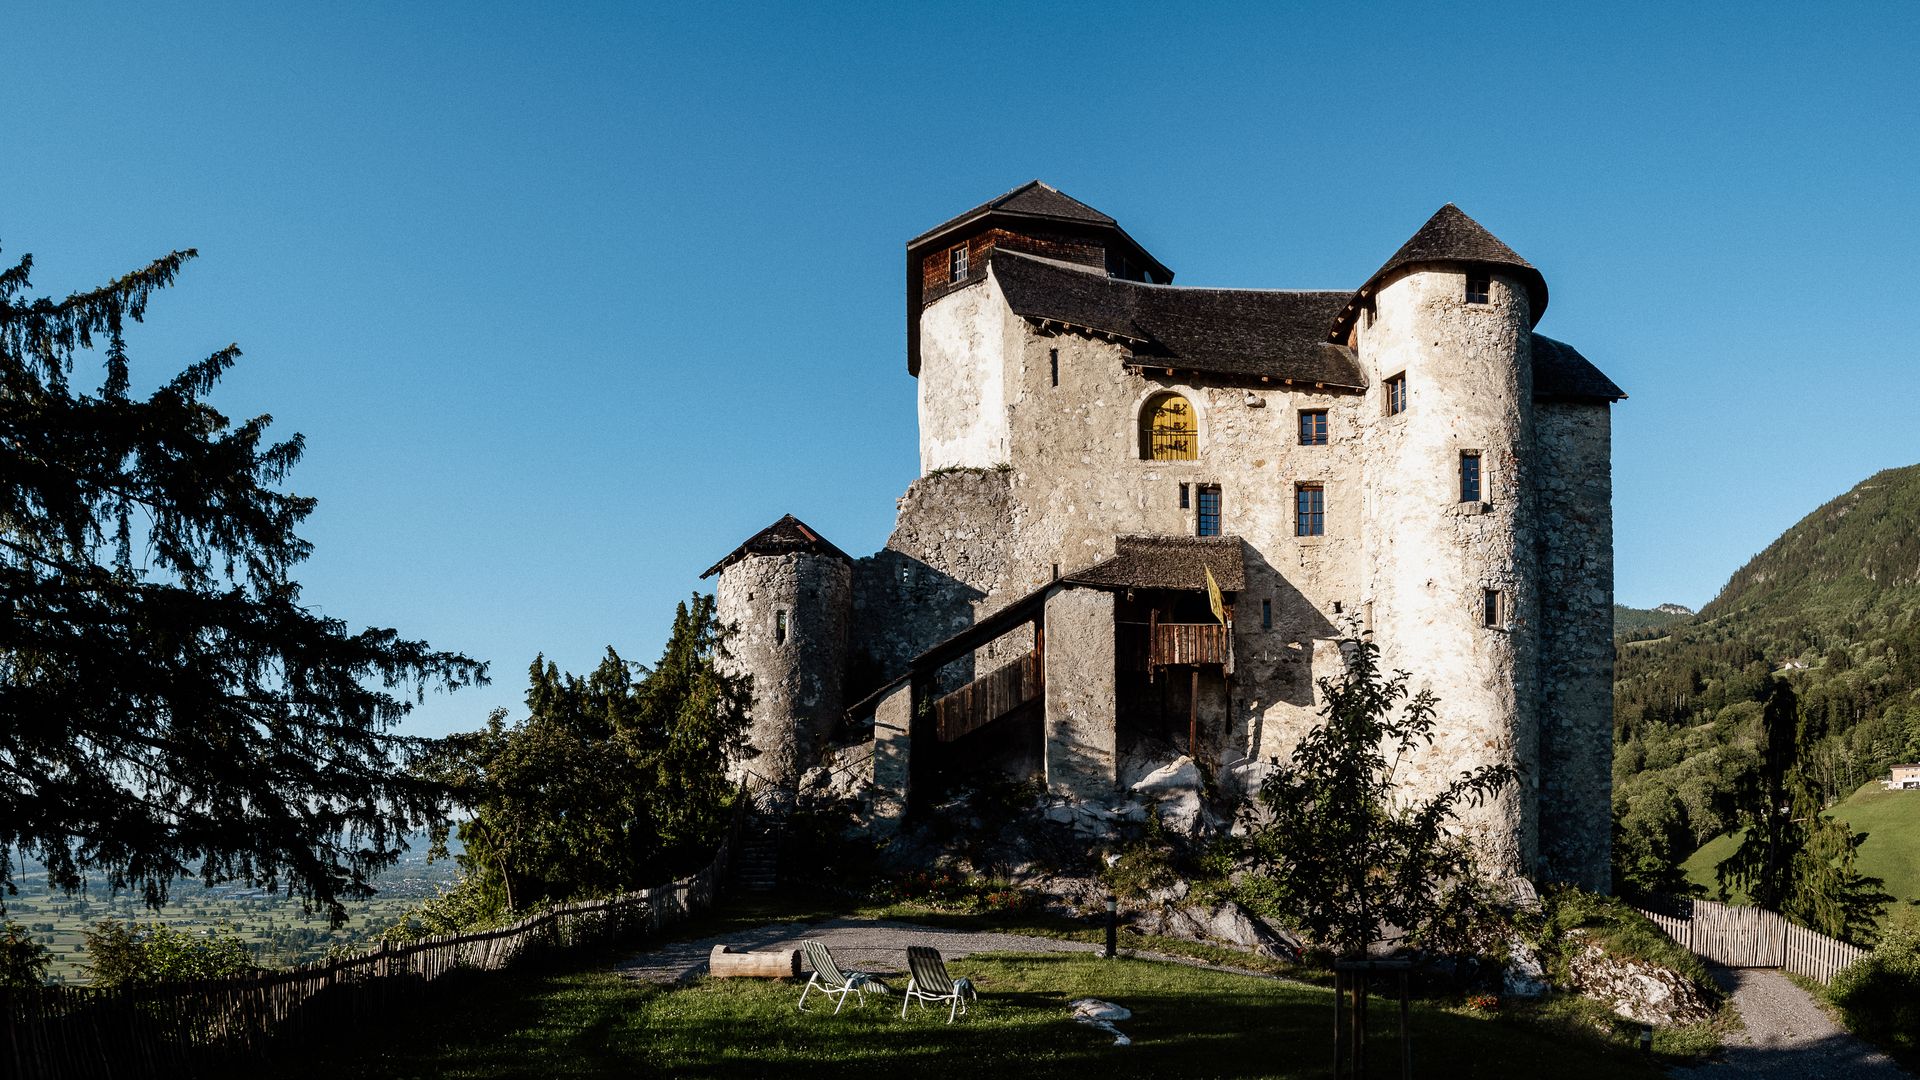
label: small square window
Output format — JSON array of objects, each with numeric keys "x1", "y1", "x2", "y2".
[
  {"x1": 1466, "y1": 273, "x2": 1490, "y2": 305},
  {"x1": 1385, "y1": 374, "x2": 1407, "y2": 416},
  {"x1": 1460, "y1": 451, "x2": 1482, "y2": 503},
  {"x1": 1483, "y1": 589, "x2": 1503, "y2": 627},
  {"x1": 1298, "y1": 410, "x2": 1329, "y2": 446},
  {"x1": 1295, "y1": 483, "x2": 1325, "y2": 537},
  {"x1": 950, "y1": 245, "x2": 968, "y2": 282},
  {"x1": 1196, "y1": 484, "x2": 1222, "y2": 537}
]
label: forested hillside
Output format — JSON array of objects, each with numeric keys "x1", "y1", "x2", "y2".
[
  {"x1": 1614, "y1": 603, "x2": 1695, "y2": 641},
  {"x1": 1613, "y1": 465, "x2": 1920, "y2": 904}
]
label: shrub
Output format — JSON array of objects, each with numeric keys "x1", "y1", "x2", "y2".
[
  {"x1": 82, "y1": 921, "x2": 258, "y2": 987},
  {"x1": 1829, "y1": 909, "x2": 1920, "y2": 1063}
]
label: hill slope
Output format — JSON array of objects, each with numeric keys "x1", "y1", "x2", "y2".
[{"x1": 1612, "y1": 465, "x2": 1920, "y2": 902}]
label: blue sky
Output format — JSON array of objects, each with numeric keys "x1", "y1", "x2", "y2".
[{"x1": 4, "y1": 2, "x2": 1916, "y2": 736}]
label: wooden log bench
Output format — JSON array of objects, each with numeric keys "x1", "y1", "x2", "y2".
[{"x1": 709, "y1": 944, "x2": 801, "y2": 978}]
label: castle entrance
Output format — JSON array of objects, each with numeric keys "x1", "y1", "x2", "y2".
[{"x1": 1116, "y1": 588, "x2": 1233, "y2": 766}]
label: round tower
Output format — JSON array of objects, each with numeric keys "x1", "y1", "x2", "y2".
[
  {"x1": 702, "y1": 515, "x2": 853, "y2": 790},
  {"x1": 1349, "y1": 205, "x2": 1545, "y2": 878}
]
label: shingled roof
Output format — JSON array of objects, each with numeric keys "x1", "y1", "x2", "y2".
[
  {"x1": 1332, "y1": 204, "x2": 1549, "y2": 338},
  {"x1": 909, "y1": 180, "x2": 1118, "y2": 246},
  {"x1": 992, "y1": 250, "x2": 1368, "y2": 389},
  {"x1": 1065, "y1": 534, "x2": 1247, "y2": 593},
  {"x1": 1532, "y1": 334, "x2": 1626, "y2": 402},
  {"x1": 701, "y1": 514, "x2": 852, "y2": 579}
]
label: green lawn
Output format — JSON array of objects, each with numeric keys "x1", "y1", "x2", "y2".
[
  {"x1": 1830, "y1": 783, "x2": 1920, "y2": 911},
  {"x1": 277, "y1": 950, "x2": 1673, "y2": 1079},
  {"x1": 1682, "y1": 783, "x2": 1920, "y2": 918}
]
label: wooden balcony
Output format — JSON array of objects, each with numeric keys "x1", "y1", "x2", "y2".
[
  {"x1": 931, "y1": 651, "x2": 1042, "y2": 743},
  {"x1": 1151, "y1": 623, "x2": 1231, "y2": 668}
]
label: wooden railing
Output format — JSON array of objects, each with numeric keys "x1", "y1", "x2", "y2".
[
  {"x1": 1151, "y1": 622, "x2": 1231, "y2": 668},
  {"x1": 1634, "y1": 896, "x2": 1868, "y2": 984},
  {"x1": 2, "y1": 793, "x2": 747, "y2": 1078},
  {"x1": 931, "y1": 651, "x2": 1042, "y2": 742}
]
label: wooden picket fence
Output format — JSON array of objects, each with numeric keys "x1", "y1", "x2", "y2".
[
  {"x1": 3, "y1": 800, "x2": 743, "y2": 1079},
  {"x1": 1634, "y1": 896, "x2": 1868, "y2": 984}
]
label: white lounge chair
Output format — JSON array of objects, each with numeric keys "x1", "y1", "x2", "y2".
[
  {"x1": 797, "y1": 939, "x2": 875, "y2": 1014},
  {"x1": 900, "y1": 945, "x2": 976, "y2": 1023}
]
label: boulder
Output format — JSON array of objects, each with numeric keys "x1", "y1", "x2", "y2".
[
  {"x1": 1152, "y1": 899, "x2": 1299, "y2": 959},
  {"x1": 1155, "y1": 790, "x2": 1205, "y2": 836},
  {"x1": 1501, "y1": 935, "x2": 1549, "y2": 999},
  {"x1": 1219, "y1": 758, "x2": 1276, "y2": 801},
  {"x1": 1564, "y1": 932, "x2": 1715, "y2": 1026},
  {"x1": 1130, "y1": 756, "x2": 1203, "y2": 797}
]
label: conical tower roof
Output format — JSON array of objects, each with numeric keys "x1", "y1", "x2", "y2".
[
  {"x1": 1331, "y1": 204, "x2": 1548, "y2": 337},
  {"x1": 701, "y1": 514, "x2": 851, "y2": 579}
]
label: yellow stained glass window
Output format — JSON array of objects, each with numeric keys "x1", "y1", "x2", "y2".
[{"x1": 1141, "y1": 393, "x2": 1198, "y2": 460}]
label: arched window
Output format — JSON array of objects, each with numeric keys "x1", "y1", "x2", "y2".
[{"x1": 1139, "y1": 392, "x2": 1198, "y2": 460}]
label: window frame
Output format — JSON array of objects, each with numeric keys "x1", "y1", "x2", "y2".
[
  {"x1": 1460, "y1": 450, "x2": 1483, "y2": 503},
  {"x1": 1298, "y1": 409, "x2": 1329, "y2": 446},
  {"x1": 1482, "y1": 589, "x2": 1503, "y2": 628},
  {"x1": 1195, "y1": 483, "x2": 1222, "y2": 537},
  {"x1": 1140, "y1": 391, "x2": 1200, "y2": 461},
  {"x1": 1465, "y1": 272, "x2": 1490, "y2": 305},
  {"x1": 1385, "y1": 373, "x2": 1407, "y2": 416},
  {"x1": 949, "y1": 244, "x2": 968, "y2": 282},
  {"x1": 1295, "y1": 482, "x2": 1325, "y2": 537}
]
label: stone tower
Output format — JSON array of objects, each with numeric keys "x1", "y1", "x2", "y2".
[
  {"x1": 1347, "y1": 205, "x2": 1547, "y2": 877},
  {"x1": 702, "y1": 515, "x2": 853, "y2": 788}
]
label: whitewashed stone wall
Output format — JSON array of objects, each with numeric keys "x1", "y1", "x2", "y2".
[
  {"x1": 918, "y1": 277, "x2": 1018, "y2": 473},
  {"x1": 1355, "y1": 267, "x2": 1539, "y2": 877}
]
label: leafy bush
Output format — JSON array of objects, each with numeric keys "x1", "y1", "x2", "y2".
[
  {"x1": 1828, "y1": 908, "x2": 1920, "y2": 1064},
  {"x1": 0, "y1": 920, "x2": 51, "y2": 988},
  {"x1": 82, "y1": 921, "x2": 258, "y2": 987},
  {"x1": 381, "y1": 875, "x2": 512, "y2": 945}
]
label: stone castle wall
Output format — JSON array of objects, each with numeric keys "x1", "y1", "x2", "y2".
[
  {"x1": 1355, "y1": 266, "x2": 1540, "y2": 877},
  {"x1": 1534, "y1": 400, "x2": 1615, "y2": 889},
  {"x1": 715, "y1": 552, "x2": 850, "y2": 786}
]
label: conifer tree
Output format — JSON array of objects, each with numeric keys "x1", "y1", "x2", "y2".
[{"x1": 0, "y1": 246, "x2": 485, "y2": 921}]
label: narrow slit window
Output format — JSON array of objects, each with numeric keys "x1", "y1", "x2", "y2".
[
  {"x1": 1466, "y1": 273, "x2": 1490, "y2": 305},
  {"x1": 1179, "y1": 482, "x2": 1190, "y2": 509},
  {"x1": 1196, "y1": 484, "x2": 1222, "y2": 537},
  {"x1": 1299, "y1": 410, "x2": 1328, "y2": 446},
  {"x1": 1386, "y1": 374, "x2": 1407, "y2": 416},
  {"x1": 949, "y1": 244, "x2": 968, "y2": 282},
  {"x1": 1261, "y1": 599, "x2": 1272, "y2": 629},
  {"x1": 775, "y1": 609, "x2": 788, "y2": 645},
  {"x1": 1483, "y1": 590, "x2": 1502, "y2": 627},
  {"x1": 1295, "y1": 483, "x2": 1325, "y2": 536},
  {"x1": 1460, "y1": 451, "x2": 1482, "y2": 502},
  {"x1": 1049, "y1": 348, "x2": 1059, "y2": 387}
]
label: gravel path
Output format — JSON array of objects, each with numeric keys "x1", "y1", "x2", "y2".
[
  {"x1": 1670, "y1": 967, "x2": 1909, "y2": 1079},
  {"x1": 614, "y1": 917, "x2": 1101, "y2": 984}
]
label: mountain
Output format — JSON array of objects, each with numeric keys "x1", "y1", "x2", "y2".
[
  {"x1": 1614, "y1": 603, "x2": 1695, "y2": 640},
  {"x1": 1612, "y1": 465, "x2": 1920, "y2": 907}
]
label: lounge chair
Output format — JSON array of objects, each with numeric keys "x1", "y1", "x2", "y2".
[
  {"x1": 900, "y1": 945, "x2": 976, "y2": 1023},
  {"x1": 796, "y1": 940, "x2": 877, "y2": 1014}
]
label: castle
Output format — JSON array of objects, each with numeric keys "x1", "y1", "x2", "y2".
[{"x1": 704, "y1": 182, "x2": 1624, "y2": 890}]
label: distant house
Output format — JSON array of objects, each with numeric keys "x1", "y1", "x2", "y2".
[{"x1": 1891, "y1": 764, "x2": 1920, "y2": 790}]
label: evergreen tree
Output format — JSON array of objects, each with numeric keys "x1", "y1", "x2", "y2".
[
  {"x1": 1242, "y1": 636, "x2": 1515, "y2": 958},
  {"x1": 0, "y1": 247, "x2": 484, "y2": 921},
  {"x1": 421, "y1": 596, "x2": 749, "y2": 919},
  {"x1": 1718, "y1": 677, "x2": 1889, "y2": 942}
]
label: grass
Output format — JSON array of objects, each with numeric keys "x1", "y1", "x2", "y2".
[
  {"x1": 1681, "y1": 783, "x2": 1920, "y2": 920},
  {"x1": 276, "y1": 950, "x2": 1674, "y2": 1079}
]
